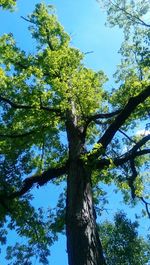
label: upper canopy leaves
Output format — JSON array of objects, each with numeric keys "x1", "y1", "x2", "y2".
[{"x1": 0, "y1": 0, "x2": 16, "y2": 10}]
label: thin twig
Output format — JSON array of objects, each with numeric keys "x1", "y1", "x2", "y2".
[{"x1": 118, "y1": 129, "x2": 137, "y2": 144}]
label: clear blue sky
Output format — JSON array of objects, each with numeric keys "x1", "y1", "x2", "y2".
[{"x1": 0, "y1": 1, "x2": 149, "y2": 265}]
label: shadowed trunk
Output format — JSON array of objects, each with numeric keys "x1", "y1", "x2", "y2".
[{"x1": 66, "y1": 110, "x2": 106, "y2": 265}]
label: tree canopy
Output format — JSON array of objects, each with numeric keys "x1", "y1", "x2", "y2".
[
  {"x1": 0, "y1": 1, "x2": 150, "y2": 264},
  {"x1": 99, "y1": 211, "x2": 150, "y2": 265}
]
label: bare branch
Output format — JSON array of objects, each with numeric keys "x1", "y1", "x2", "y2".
[
  {"x1": 117, "y1": 149, "x2": 150, "y2": 165},
  {"x1": 82, "y1": 109, "x2": 121, "y2": 137},
  {"x1": 94, "y1": 149, "x2": 150, "y2": 171},
  {"x1": 139, "y1": 197, "x2": 150, "y2": 218},
  {"x1": 21, "y1": 16, "x2": 35, "y2": 24},
  {"x1": 108, "y1": 135, "x2": 150, "y2": 166},
  {"x1": 118, "y1": 129, "x2": 136, "y2": 144},
  {"x1": 124, "y1": 159, "x2": 150, "y2": 218},
  {"x1": 84, "y1": 51, "x2": 94, "y2": 55},
  {"x1": 130, "y1": 134, "x2": 150, "y2": 153}
]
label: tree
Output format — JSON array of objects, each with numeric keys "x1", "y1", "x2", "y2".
[
  {"x1": 0, "y1": 1, "x2": 150, "y2": 265},
  {"x1": 99, "y1": 212, "x2": 150, "y2": 264}
]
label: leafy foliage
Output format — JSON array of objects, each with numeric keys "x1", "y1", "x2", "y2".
[
  {"x1": 0, "y1": 1, "x2": 150, "y2": 264},
  {"x1": 99, "y1": 212, "x2": 150, "y2": 265},
  {"x1": 0, "y1": 0, "x2": 16, "y2": 10}
]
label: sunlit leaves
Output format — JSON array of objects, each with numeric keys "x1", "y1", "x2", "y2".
[
  {"x1": 0, "y1": 3, "x2": 107, "y2": 180},
  {"x1": 0, "y1": 0, "x2": 16, "y2": 10},
  {"x1": 28, "y1": 3, "x2": 70, "y2": 50},
  {"x1": 98, "y1": 0, "x2": 150, "y2": 87}
]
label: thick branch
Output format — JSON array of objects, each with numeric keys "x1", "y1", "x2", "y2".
[
  {"x1": 93, "y1": 134, "x2": 150, "y2": 170},
  {"x1": 94, "y1": 85, "x2": 150, "y2": 154},
  {"x1": 127, "y1": 159, "x2": 137, "y2": 199},
  {"x1": 115, "y1": 134, "x2": 150, "y2": 165},
  {"x1": 94, "y1": 149, "x2": 150, "y2": 171},
  {"x1": 126, "y1": 159, "x2": 150, "y2": 218},
  {"x1": 116, "y1": 149, "x2": 150, "y2": 166},
  {"x1": 0, "y1": 96, "x2": 34, "y2": 109},
  {"x1": 130, "y1": 134, "x2": 150, "y2": 153},
  {"x1": 83, "y1": 109, "x2": 121, "y2": 137},
  {"x1": 8, "y1": 163, "x2": 68, "y2": 199},
  {"x1": 93, "y1": 146, "x2": 150, "y2": 217},
  {"x1": 125, "y1": 159, "x2": 150, "y2": 218},
  {"x1": 86, "y1": 109, "x2": 121, "y2": 122}
]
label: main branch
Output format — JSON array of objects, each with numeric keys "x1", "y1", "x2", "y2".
[
  {"x1": 94, "y1": 134, "x2": 150, "y2": 169},
  {"x1": 86, "y1": 109, "x2": 121, "y2": 122},
  {"x1": 0, "y1": 163, "x2": 68, "y2": 201},
  {"x1": 89, "y1": 85, "x2": 150, "y2": 159}
]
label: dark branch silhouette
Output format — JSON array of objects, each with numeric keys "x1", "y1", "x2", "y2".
[
  {"x1": 83, "y1": 109, "x2": 121, "y2": 137},
  {"x1": 0, "y1": 163, "x2": 68, "y2": 203},
  {"x1": 118, "y1": 129, "x2": 136, "y2": 144},
  {"x1": 139, "y1": 197, "x2": 150, "y2": 218},
  {"x1": 127, "y1": 159, "x2": 137, "y2": 199},
  {"x1": 86, "y1": 109, "x2": 121, "y2": 122},
  {"x1": 94, "y1": 149, "x2": 150, "y2": 171},
  {"x1": 89, "y1": 85, "x2": 150, "y2": 159},
  {"x1": 94, "y1": 134, "x2": 150, "y2": 169},
  {"x1": 0, "y1": 95, "x2": 61, "y2": 114}
]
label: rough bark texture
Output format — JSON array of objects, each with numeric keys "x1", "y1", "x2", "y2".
[
  {"x1": 66, "y1": 159, "x2": 106, "y2": 265},
  {"x1": 66, "y1": 107, "x2": 106, "y2": 265}
]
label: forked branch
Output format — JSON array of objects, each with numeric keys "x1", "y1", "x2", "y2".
[
  {"x1": 93, "y1": 134, "x2": 150, "y2": 169},
  {"x1": 89, "y1": 85, "x2": 150, "y2": 159}
]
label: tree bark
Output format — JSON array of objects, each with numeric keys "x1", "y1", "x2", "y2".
[{"x1": 66, "y1": 110, "x2": 106, "y2": 265}]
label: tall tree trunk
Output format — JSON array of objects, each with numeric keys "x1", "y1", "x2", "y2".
[{"x1": 66, "y1": 110, "x2": 106, "y2": 265}]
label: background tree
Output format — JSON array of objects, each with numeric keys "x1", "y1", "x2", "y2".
[
  {"x1": 97, "y1": 0, "x2": 150, "y2": 213},
  {"x1": 0, "y1": 1, "x2": 150, "y2": 265},
  {"x1": 99, "y1": 212, "x2": 150, "y2": 265}
]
